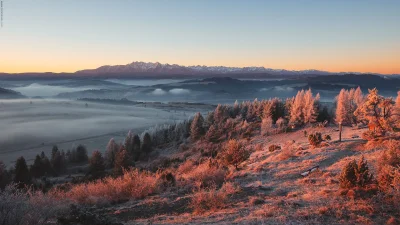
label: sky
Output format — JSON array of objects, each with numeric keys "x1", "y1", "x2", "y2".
[{"x1": 0, "y1": 0, "x2": 399, "y2": 74}]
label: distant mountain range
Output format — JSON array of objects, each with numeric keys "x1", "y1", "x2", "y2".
[
  {"x1": 0, "y1": 61, "x2": 398, "y2": 79},
  {"x1": 75, "y1": 61, "x2": 382, "y2": 76}
]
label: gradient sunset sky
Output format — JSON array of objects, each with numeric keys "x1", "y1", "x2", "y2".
[{"x1": 0, "y1": 0, "x2": 399, "y2": 74}]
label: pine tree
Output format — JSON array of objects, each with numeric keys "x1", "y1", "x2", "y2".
[
  {"x1": 124, "y1": 130, "x2": 134, "y2": 156},
  {"x1": 30, "y1": 155, "x2": 45, "y2": 178},
  {"x1": 141, "y1": 132, "x2": 152, "y2": 154},
  {"x1": 190, "y1": 112, "x2": 205, "y2": 140},
  {"x1": 0, "y1": 161, "x2": 11, "y2": 189},
  {"x1": 14, "y1": 156, "x2": 31, "y2": 186},
  {"x1": 132, "y1": 134, "x2": 141, "y2": 161},
  {"x1": 89, "y1": 150, "x2": 105, "y2": 177}
]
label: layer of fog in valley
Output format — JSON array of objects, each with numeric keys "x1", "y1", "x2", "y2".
[
  {"x1": 1, "y1": 75, "x2": 399, "y2": 166},
  {"x1": 0, "y1": 98, "x2": 204, "y2": 166}
]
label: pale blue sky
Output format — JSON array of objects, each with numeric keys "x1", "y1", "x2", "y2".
[{"x1": 0, "y1": 0, "x2": 399, "y2": 73}]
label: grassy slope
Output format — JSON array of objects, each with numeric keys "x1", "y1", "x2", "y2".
[{"x1": 86, "y1": 125, "x2": 400, "y2": 225}]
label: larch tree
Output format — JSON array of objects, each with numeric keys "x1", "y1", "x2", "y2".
[
  {"x1": 289, "y1": 90, "x2": 305, "y2": 126},
  {"x1": 354, "y1": 88, "x2": 394, "y2": 136},
  {"x1": 105, "y1": 138, "x2": 120, "y2": 168},
  {"x1": 89, "y1": 150, "x2": 105, "y2": 177},
  {"x1": 302, "y1": 89, "x2": 319, "y2": 124},
  {"x1": 114, "y1": 147, "x2": 132, "y2": 175},
  {"x1": 336, "y1": 89, "x2": 349, "y2": 141},
  {"x1": 353, "y1": 86, "x2": 364, "y2": 108}
]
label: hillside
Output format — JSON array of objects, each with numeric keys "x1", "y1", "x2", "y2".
[{"x1": 1, "y1": 88, "x2": 399, "y2": 225}]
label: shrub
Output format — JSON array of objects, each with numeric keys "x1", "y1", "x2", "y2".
[
  {"x1": 56, "y1": 169, "x2": 159, "y2": 204},
  {"x1": 156, "y1": 169, "x2": 176, "y2": 188},
  {"x1": 268, "y1": 144, "x2": 281, "y2": 152},
  {"x1": 377, "y1": 140, "x2": 400, "y2": 192},
  {"x1": 339, "y1": 156, "x2": 374, "y2": 189},
  {"x1": 0, "y1": 184, "x2": 67, "y2": 225},
  {"x1": 379, "y1": 140, "x2": 400, "y2": 168},
  {"x1": 323, "y1": 134, "x2": 331, "y2": 141},
  {"x1": 278, "y1": 141, "x2": 297, "y2": 161},
  {"x1": 191, "y1": 186, "x2": 227, "y2": 214},
  {"x1": 181, "y1": 161, "x2": 226, "y2": 189},
  {"x1": 219, "y1": 139, "x2": 251, "y2": 170},
  {"x1": 308, "y1": 132, "x2": 323, "y2": 147}
]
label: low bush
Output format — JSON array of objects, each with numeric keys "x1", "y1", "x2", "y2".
[
  {"x1": 339, "y1": 156, "x2": 374, "y2": 189},
  {"x1": 278, "y1": 141, "x2": 297, "y2": 161},
  {"x1": 308, "y1": 132, "x2": 323, "y2": 147},
  {"x1": 219, "y1": 139, "x2": 251, "y2": 170},
  {"x1": 0, "y1": 184, "x2": 67, "y2": 225},
  {"x1": 323, "y1": 134, "x2": 331, "y2": 141},
  {"x1": 268, "y1": 144, "x2": 281, "y2": 152},
  {"x1": 191, "y1": 186, "x2": 227, "y2": 214},
  {"x1": 52, "y1": 169, "x2": 159, "y2": 205},
  {"x1": 180, "y1": 161, "x2": 226, "y2": 188}
]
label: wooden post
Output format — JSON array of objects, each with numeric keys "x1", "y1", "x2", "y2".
[{"x1": 339, "y1": 123, "x2": 342, "y2": 142}]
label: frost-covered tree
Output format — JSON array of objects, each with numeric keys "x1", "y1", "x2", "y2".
[
  {"x1": 336, "y1": 89, "x2": 349, "y2": 125},
  {"x1": 394, "y1": 91, "x2": 400, "y2": 128},
  {"x1": 190, "y1": 112, "x2": 205, "y2": 140},
  {"x1": 289, "y1": 90, "x2": 305, "y2": 126},
  {"x1": 105, "y1": 138, "x2": 120, "y2": 168},
  {"x1": 354, "y1": 88, "x2": 394, "y2": 136},
  {"x1": 261, "y1": 117, "x2": 274, "y2": 136},
  {"x1": 303, "y1": 89, "x2": 319, "y2": 124},
  {"x1": 353, "y1": 86, "x2": 364, "y2": 108}
]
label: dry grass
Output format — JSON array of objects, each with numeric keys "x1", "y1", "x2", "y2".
[
  {"x1": 179, "y1": 161, "x2": 226, "y2": 188},
  {"x1": 0, "y1": 184, "x2": 67, "y2": 225},
  {"x1": 278, "y1": 140, "x2": 298, "y2": 161},
  {"x1": 51, "y1": 169, "x2": 159, "y2": 205},
  {"x1": 191, "y1": 182, "x2": 240, "y2": 214}
]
